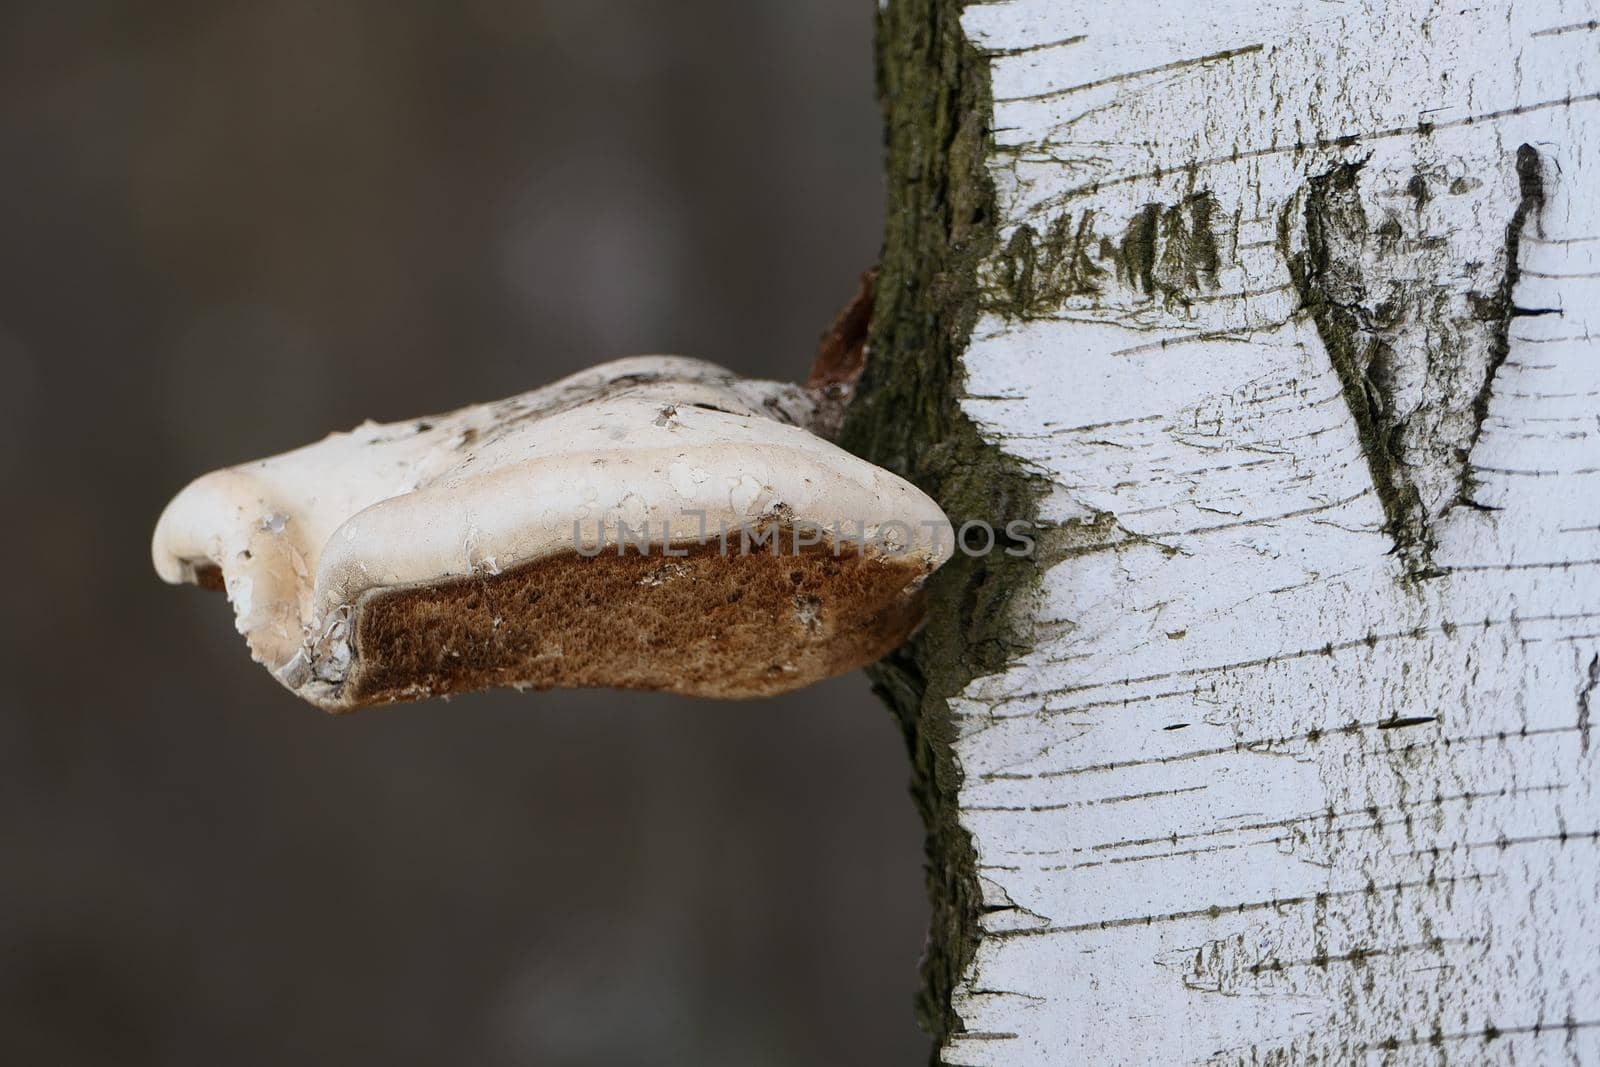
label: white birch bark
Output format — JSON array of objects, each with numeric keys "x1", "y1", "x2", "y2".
[{"x1": 903, "y1": 2, "x2": 1600, "y2": 1062}]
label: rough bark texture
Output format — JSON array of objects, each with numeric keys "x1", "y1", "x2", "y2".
[
  {"x1": 844, "y1": 0, "x2": 1037, "y2": 1052},
  {"x1": 852, "y1": 1, "x2": 1600, "y2": 1063}
]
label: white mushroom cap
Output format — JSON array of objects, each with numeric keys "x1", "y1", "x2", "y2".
[{"x1": 154, "y1": 356, "x2": 952, "y2": 710}]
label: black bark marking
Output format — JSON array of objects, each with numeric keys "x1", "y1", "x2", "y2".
[
  {"x1": 1046, "y1": 91, "x2": 1599, "y2": 202},
  {"x1": 1578, "y1": 652, "x2": 1598, "y2": 754},
  {"x1": 1531, "y1": 19, "x2": 1600, "y2": 37},
  {"x1": 1458, "y1": 143, "x2": 1550, "y2": 510},
  {"x1": 1288, "y1": 145, "x2": 1550, "y2": 574},
  {"x1": 987, "y1": 874, "x2": 1490, "y2": 939},
  {"x1": 994, "y1": 192, "x2": 1223, "y2": 317},
  {"x1": 1119, "y1": 203, "x2": 1163, "y2": 295},
  {"x1": 997, "y1": 44, "x2": 1264, "y2": 104},
  {"x1": 1377, "y1": 714, "x2": 1439, "y2": 730},
  {"x1": 1289, "y1": 158, "x2": 1432, "y2": 567}
]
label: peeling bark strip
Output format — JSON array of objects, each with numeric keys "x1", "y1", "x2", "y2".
[{"x1": 856, "y1": 1, "x2": 1600, "y2": 1063}]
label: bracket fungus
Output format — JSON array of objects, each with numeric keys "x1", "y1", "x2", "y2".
[{"x1": 153, "y1": 356, "x2": 952, "y2": 711}]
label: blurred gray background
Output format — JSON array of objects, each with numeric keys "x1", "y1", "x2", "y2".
[{"x1": 0, "y1": 2, "x2": 929, "y2": 1064}]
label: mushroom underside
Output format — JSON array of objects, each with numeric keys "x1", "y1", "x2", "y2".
[
  {"x1": 299, "y1": 535, "x2": 927, "y2": 709},
  {"x1": 176, "y1": 526, "x2": 936, "y2": 710}
]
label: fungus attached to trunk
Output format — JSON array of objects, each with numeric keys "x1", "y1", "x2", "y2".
[{"x1": 153, "y1": 356, "x2": 952, "y2": 711}]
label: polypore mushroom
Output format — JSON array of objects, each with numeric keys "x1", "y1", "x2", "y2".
[{"x1": 153, "y1": 356, "x2": 951, "y2": 711}]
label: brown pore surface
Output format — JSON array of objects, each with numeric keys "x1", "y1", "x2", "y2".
[{"x1": 340, "y1": 532, "x2": 930, "y2": 709}]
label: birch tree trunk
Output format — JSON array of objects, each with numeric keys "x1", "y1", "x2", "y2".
[{"x1": 846, "y1": 1, "x2": 1600, "y2": 1062}]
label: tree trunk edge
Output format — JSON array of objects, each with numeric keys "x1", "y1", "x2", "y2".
[{"x1": 842, "y1": 1, "x2": 1042, "y2": 1056}]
